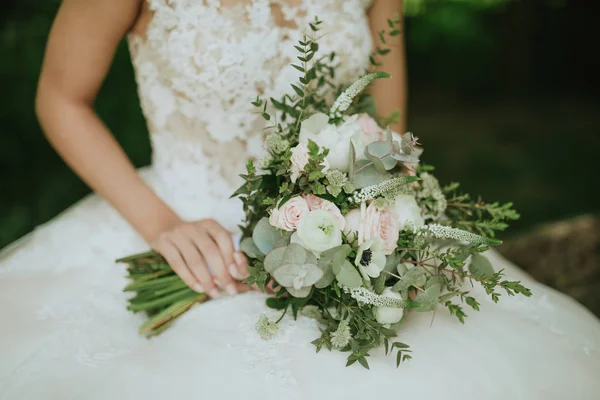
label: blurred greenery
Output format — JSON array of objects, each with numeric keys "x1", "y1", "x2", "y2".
[{"x1": 1, "y1": 0, "x2": 599, "y2": 248}]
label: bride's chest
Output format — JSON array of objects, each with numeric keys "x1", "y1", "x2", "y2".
[{"x1": 134, "y1": 0, "x2": 372, "y2": 83}]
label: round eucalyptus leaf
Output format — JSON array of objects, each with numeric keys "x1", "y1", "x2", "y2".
[
  {"x1": 264, "y1": 247, "x2": 287, "y2": 273},
  {"x1": 335, "y1": 260, "x2": 363, "y2": 288},
  {"x1": 353, "y1": 162, "x2": 392, "y2": 189},
  {"x1": 252, "y1": 218, "x2": 283, "y2": 255},
  {"x1": 315, "y1": 267, "x2": 335, "y2": 289},
  {"x1": 286, "y1": 286, "x2": 312, "y2": 298},
  {"x1": 365, "y1": 141, "x2": 398, "y2": 171},
  {"x1": 273, "y1": 232, "x2": 292, "y2": 249},
  {"x1": 283, "y1": 243, "x2": 308, "y2": 265},
  {"x1": 240, "y1": 237, "x2": 264, "y2": 260}
]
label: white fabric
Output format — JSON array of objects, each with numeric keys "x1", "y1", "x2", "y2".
[{"x1": 1, "y1": 1, "x2": 600, "y2": 399}]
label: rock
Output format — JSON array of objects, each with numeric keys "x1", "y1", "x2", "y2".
[{"x1": 498, "y1": 215, "x2": 600, "y2": 317}]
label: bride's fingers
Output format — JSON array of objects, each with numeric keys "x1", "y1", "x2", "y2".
[
  {"x1": 233, "y1": 252, "x2": 250, "y2": 279},
  {"x1": 235, "y1": 282, "x2": 252, "y2": 293},
  {"x1": 152, "y1": 238, "x2": 203, "y2": 294},
  {"x1": 192, "y1": 231, "x2": 237, "y2": 296},
  {"x1": 170, "y1": 231, "x2": 219, "y2": 298},
  {"x1": 203, "y1": 220, "x2": 241, "y2": 279}
]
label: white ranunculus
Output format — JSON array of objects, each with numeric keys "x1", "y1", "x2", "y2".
[
  {"x1": 392, "y1": 195, "x2": 425, "y2": 231},
  {"x1": 373, "y1": 288, "x2": 405, "y2": 324},
  {"x1": 299, "y1": 113, "x2": 363, "y2": 172},
  {"x1": 293, "y1": 210, "x2": 343, "y2": 253}
]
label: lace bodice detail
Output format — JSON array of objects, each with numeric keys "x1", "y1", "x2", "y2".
[{"x1": 129, "y1": 0, "x2": 373, "y2": 188}]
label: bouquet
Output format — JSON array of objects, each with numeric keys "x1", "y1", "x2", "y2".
[{"x1": 118, "y1": 17, "x2": 531, "y2": 368}]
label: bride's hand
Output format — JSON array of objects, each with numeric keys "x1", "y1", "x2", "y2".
[{"x1": 151, "y1": 219, "x2": 249, "y2": 298}]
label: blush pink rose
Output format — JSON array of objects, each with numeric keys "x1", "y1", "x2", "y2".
[
  {"x1": 289, "y1": 144, "x2": 310, "y2": 183},
  {"x1": 363, "y1": 203, "x2": 400, "y2": 255},
  {"x1": 269, "y1": 196, "x2": 310, "y2": 231},
  {"x1": 358, "y1": 114, "x2": 384, "y2": 143},
  {"x1": 343, "y1": 203, "x2": 400, "y2": 255},
  {"x1": 302, "y1": 194, "x2": 345, "y2": 230}
]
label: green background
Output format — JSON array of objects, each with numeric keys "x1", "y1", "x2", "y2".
[{"x1": 1, "y1": 0, "x2": 599, "y2": 249}]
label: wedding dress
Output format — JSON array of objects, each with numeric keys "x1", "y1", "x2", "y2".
[{"x1": 1, "y1": 1, "x2": 600, "y2": 399}]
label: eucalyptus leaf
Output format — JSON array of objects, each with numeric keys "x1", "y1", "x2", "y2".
[
  {"x1": 469, "y1": 254, "x2": 495, "y2": 279},
  {"x1": 252, "y1": 218, "x2": 283, "y2": 255},
  {"x1": 319, "y1": 245, "x2": 351, "y2": 271},
  {"x1": 335, "y1": 260, "x2": 363, "y2": 288},
  {"x1": 392, "y1": 267, "x2": 426, "y2": 291},
  {"x1": 413, "y1": 283, "x2": 441, "y2": 312},
  {"x1": 373, "y1": 273, "x2": 386, "y2": 294},
  {"x1": 272, "y1": 263, "x2": 323, "y2": 287},
  {"x1": 264, "y1": 247, "x2": 287, "y2": 273},
  {"x1": 273, "y1": 233, "x2": 292, "y2": 249},
  {"x1": 283, "y1": 243, "x2": 308, "y2": 265},
  {"x1": 353, "y1": 161, "x2": 392, "y2": 189},
  {"x1": 240, "y1": 237, "x2": 264, "y2": 260},
  {"x1": 286, "y1": 286, "x2": 312, "y2": 298},
  {"x1": 390, "y1": 151, "x2": 420, "y2": 164},
  {"x1": 365, "y1": 141, "x2": 398, "y2": 171},
  {"x1": 315, "y1": 268, "x2": 335, "y2": 289},
  {"x1": 439, "y1": 292, "x2": 458, "y2": 303},
  {"x1": 316, "y1": 245, "x2": 350, "y2": 288},
  {"x1": 384, "y1": 252, "x2": 402, "y2": 273}
]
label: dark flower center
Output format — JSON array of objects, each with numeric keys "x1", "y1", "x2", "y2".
[{"x1": 360, "y1": 249, "x2": 373, "y2": 266}]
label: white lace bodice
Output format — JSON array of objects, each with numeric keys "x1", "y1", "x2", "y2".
[{"x1": 129, "y1": 0, "x2": 373, "y2": 194}]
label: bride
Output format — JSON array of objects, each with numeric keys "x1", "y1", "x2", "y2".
[{"x1": 1, "y1": 0, "x2": 599, "y2": 398}]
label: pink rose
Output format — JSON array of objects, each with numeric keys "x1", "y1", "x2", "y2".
[
  {"x1": 358, "y1": 114, "x2": 384, "y2": 143},
  {"x1": 302, "y1": 194, "x2": 345, "y2": 230},
  {"x1": 344, "y1": 203, "x2": 399, "y2": 255},
  {"x1": 344, "y1": 208, "x2": 362, "y2": 243},
  {"x1": 269, "y1": 196, "x2": 310, "y2": 231},
  {"x1": 289, "y1": 144, "x2": 310, "y2": 183}
]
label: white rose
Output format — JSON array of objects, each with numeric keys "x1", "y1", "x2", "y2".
[
  {"x1": 392, "y1": 195, "x2": 424, "y2": 231},
  {"x1": 291, "y1": 210, "x2": 342, "y2": 253},
  {"x1": 269, "y1": 196, "x2": 310, "y2": 231},
  {"x1": 373, "y1": 288, "x2": 405, "y2": 324},
  {"x1": 299, "y1": 113, "x2": 363, "y2": 172}
]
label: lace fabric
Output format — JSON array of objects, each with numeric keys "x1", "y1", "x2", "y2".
[
  {"x1": 129, "y1": 0, "x2": 373, "y2": 187},
  {"x1": 1, "y1": 1, "x2": 600, "y2": 399}
]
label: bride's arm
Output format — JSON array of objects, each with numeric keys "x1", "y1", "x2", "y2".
[
  {"x1": 367, "y1": 0, "x2": 407, "y2": 133},
  {"x1": 36, "y1": 0, "x2": 245, "y2": 297}
]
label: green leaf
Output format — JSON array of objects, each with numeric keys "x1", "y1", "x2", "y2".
[
  {"x1": 264, "y1": 246, "x2": 287, "y2": 273},
  {"x1": 335, "y1": 260, "x2": 362, "y2": 288},
  {"x1": 392, "y1": 267, "x2": 426, "y2": 291},
  {"x1": 469, "y1": 254, "x2": 495, "y2": 279},
  {"x1": 412, "y1": 283, "x2": 441, "y2": 312},
  {"x1": 252, "y1": 218, "x2": 283, "y2": 255},
  {"x1": 348, "y1": 141, "x2": 356, "y2": 180},
  {"x1": 373, "y1": 273, "x2": 386, "y2": 294},
  {"x1": 282, "y1": 243, "x2": 308, "y2": 265},
  {"x1": 273, "y1": 233, "x2": 292, "y2": 249},
  {"x1": 352, "y1": 161, "x2": 392, "y2": 189},
  {"x1": 240, "y1": 237, "x2": 264, "y2": 260},
  {"x1": 291, "y1": 84, "x2": 304, "y2": 97},
  {"x1": 358, "y1": 356, "x2": 370, "y2": 370},
  {"x1": 266, "y1": 297, "x2": 288, "y2": 310},
  {"x1": 365, "y1": 141, "x2": 398, "y2": 171}
]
